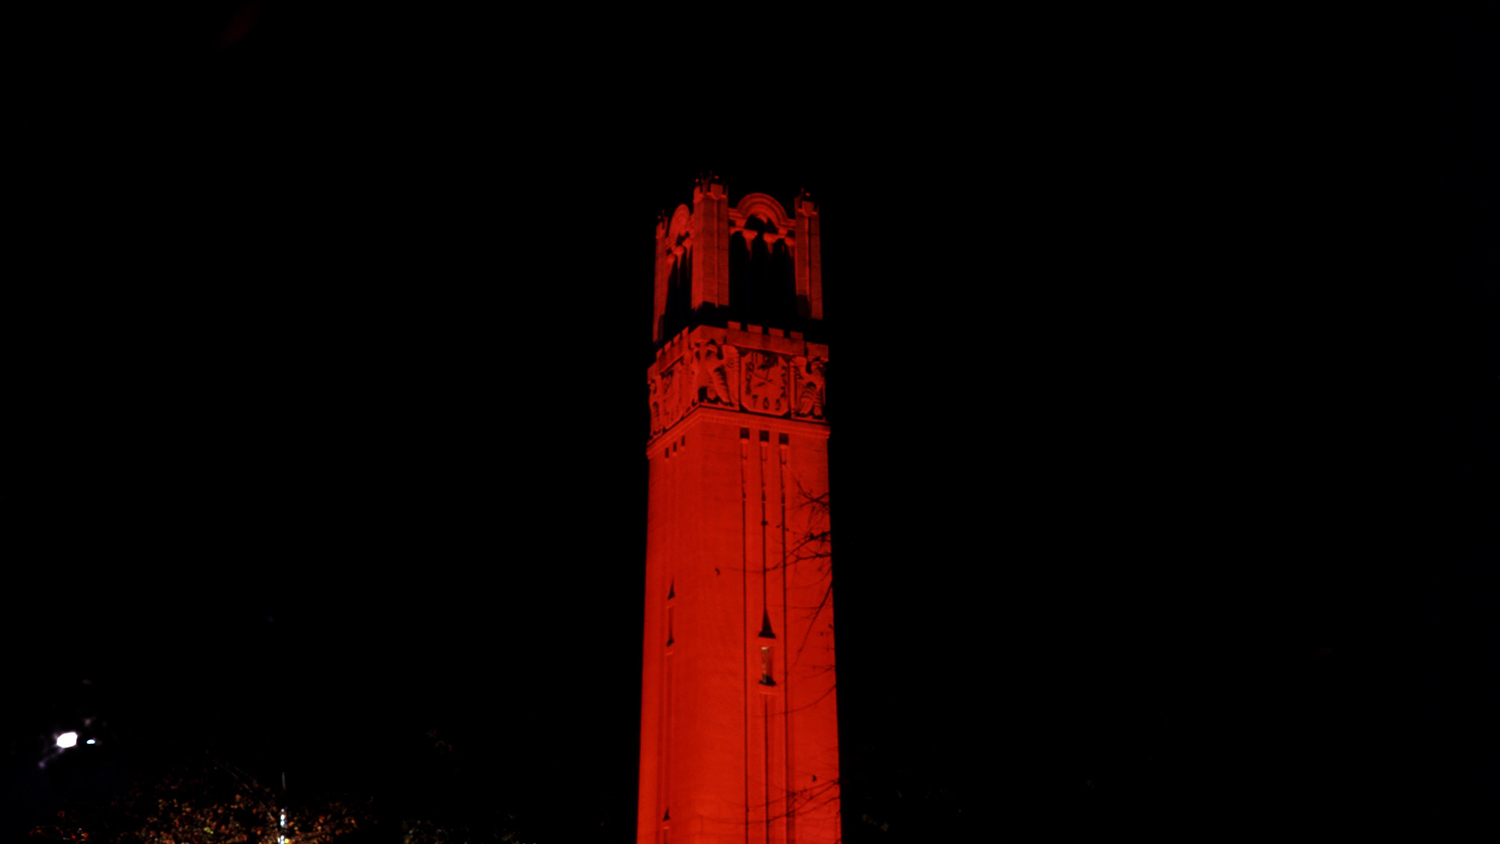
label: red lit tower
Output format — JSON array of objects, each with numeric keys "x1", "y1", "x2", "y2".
[{"x1": 639, "y1": 177, "x2": 839, "y2": 844}]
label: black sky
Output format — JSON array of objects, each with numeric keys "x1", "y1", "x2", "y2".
[{"x1": 9, "y1": 5, "x2": 1497, "y2": 843}]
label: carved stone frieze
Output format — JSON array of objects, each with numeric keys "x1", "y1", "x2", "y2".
[
  {"x1": 689, "y1": 338, "x2": 739, "y2": 410},
  {"x1": 792, "y1": 355, "x2": 827, "y2": 421},
  {"x1": 648, "y1": 363, "x2": 686, "y2": 438},
  {"x1": 651, "y1": 337, "x2": 824, "y2": 438},
  {"x1": 740, "y1": 350, "x2": 789, "y2": 417},
  {"x1": 648, "y1": 370, "x2": 664, "y2": 438}
]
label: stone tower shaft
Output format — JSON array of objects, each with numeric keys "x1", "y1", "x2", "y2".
[{"x1": 639, "y1": 181, "x2": 839, "y2": 844}]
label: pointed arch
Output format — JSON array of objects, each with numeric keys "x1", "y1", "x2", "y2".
[{"x1": 668, "y1": 203, "x2": 693, "y2": 241}]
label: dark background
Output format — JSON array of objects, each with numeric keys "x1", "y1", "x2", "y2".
[{"x1": 8, "y1": 5, "x2": 1496, "y2": 842}]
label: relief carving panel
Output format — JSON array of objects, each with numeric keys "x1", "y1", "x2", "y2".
[
  {"x1": 740, "y1": 350, "x2": 789, "y2": 417},
  {"x1": 690, "y1": 338, "x2": 739, "y2": 409},
  {"x1": 792, "y1": 355, "x2": 827, "y2": 421},
  {"x1": 652, "y1": 340, "x2": 823, "y2": 438}
]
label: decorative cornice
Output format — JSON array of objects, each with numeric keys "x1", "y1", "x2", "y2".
[{"x1": 648, "y1": 325, "x2": 829, "y2": 444}]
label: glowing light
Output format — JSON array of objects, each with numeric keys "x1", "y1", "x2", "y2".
[
  {"x1": 86, "y1": 739, "x2": 96, "y2": 745},
  {"x1": 56, "y1": 732, "x2": 77, "y2": 749}
]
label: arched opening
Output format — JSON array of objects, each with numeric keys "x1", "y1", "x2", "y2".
[
  {"x1": 729, "y1": 216, "x2": 796, "y2": 329},
  {"x1": 662, "y1": 248, "x2": 693, "y2": 341}
]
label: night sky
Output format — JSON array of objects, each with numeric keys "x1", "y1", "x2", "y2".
[{"x1": 9, "y1": 6, "x2": 1497, "y2": 843}]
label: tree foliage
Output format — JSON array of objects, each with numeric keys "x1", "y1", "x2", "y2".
[{"x1": 27, "y1": 760, "x2": 372, "y2": 844}]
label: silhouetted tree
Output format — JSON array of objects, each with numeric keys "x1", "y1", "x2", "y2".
[{"x1": 26, "y1": 758, "x2": 372, "y2": 844}]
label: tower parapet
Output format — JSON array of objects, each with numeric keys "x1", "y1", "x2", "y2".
[{"x1": 652, "y1": 183, "x2": 824, "y2": 346}]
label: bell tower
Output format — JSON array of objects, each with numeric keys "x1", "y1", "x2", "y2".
[{"x1": 639, "y1": 176, "x2": 839, "y2": 844}]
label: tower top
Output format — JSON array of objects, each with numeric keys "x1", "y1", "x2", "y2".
[
  {"x1": 652, "y1": 181, "x2": 824, "y2": 346},
  {"x1": 693, "y1": 171, "x2": 726, "y2": 201}
]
